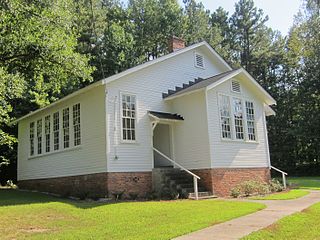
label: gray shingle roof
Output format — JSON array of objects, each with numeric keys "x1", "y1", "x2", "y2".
[
  {"x1": 162, "y1": 69, "x2": 239, "y2": 99},
  {"x1": 149, "y1": 111, "x2": 184, "y2": 121}
]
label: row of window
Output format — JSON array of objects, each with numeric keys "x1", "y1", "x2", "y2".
[
  {"x1": 29, "y1": 103, "x2": 81, "y2": 157},
  {"x1": 219, "y1": 95, "x2": 256, "y2": 141}
]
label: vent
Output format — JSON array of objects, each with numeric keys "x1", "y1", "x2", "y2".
[
  {"x1": 231, "y1": 80, "x2": 241, "y2": 93},
  {"x1": 195, "y1": 53, "x2": 204, "y2": 68}
]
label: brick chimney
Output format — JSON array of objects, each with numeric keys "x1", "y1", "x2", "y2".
[{"x1": 168, "y1": 36, "x2": 185, "y2": 52}]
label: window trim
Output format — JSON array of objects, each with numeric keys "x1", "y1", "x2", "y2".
[
  {"x1": 245, "y1": 100, "x2": 257, "y2": 142},
  {"x1": 29, "y1": 122, "x2": 35, "y2": 157},
  {"x1": 218, "y1": 94, "x2": 232, "y2": 139},
  {"x1": 194, "y1": 52, "x2": 205, "y2": 69},
  {"x1": 120, "y1": 91, "x2": 137, "y2": 144},
  {"x1": 217, "y1": 92, "x2": 258, "y2": 143},
  {"x1": 73, "y1": 103, "x2": 81, "y2": 146}
]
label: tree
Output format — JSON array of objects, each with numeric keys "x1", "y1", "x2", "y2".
[
  {"x1": 229, "y1": 0, "x2": 269, "y2": 72},
  {"x1": 0, "y1": 0, "x2": 93, "y2": 181}
]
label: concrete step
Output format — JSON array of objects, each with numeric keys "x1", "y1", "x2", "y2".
[{"x1": 188, "y1": 191, "x2": 217, "y2": 200}]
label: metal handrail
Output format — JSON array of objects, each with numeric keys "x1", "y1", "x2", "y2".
[
  {"x1": 153, "y1": 147, "x2": 200, "y2": 200},
  {"x1": 270, "y1": 166, "x2": 288, "y2": 189}
]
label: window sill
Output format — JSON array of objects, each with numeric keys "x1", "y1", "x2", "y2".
[
  {"x1": 28, "y1": 145, "x2": 82, "y2": 160},
  {"x1": 120, "y1": 140, "x2": 139, "y2": 145},
  {"x1": 220, "y1": 138, "x2": 259, "y2": 144}
]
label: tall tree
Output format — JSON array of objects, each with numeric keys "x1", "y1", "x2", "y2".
[{"x1": 229, "y1": 0, "x2": 269, "y2": 72}]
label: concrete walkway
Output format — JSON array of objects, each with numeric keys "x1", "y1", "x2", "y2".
[{"x1": 174, "y1": 190, "x2": 320, "y2": 240}]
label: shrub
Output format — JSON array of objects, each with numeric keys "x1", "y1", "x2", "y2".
[
  {"x1": 269, "y1": 178, "x2": 284, "y2": 192},
  {"x1": 230, "y1": 186, "x2": 241, "y2": 198},
  {"x1": 6, "y1": 180, "x2": 18, "y2": 189},
  {"x1": 76, "y1": 191, "x2": 89, "y2": 200},
  {"x1": 230, "y1": 180, "x2": 270, "y2": 198},
  {"x1": 129, "y1": 193, "x2": 139, "y2": 200},
  {"x1": 145, "y1": 191, "x2": 158, "y2": 200},
  {"x1": 112, "y1": 191, "x2": 125, "y2": 201}
]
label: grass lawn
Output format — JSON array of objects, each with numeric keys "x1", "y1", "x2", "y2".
[
  {"x1": 243, "y1": 201, "x2": 320, "y2": 240},
  {"x1": 0, "y1": 190, "x2": 265, "y2": 240},
  {"x1": 287, "y1": 176, "x2": 320, "y2": 190},
  {"x1": 250, "y1": 189, "x2": 309, "y2": 200}
]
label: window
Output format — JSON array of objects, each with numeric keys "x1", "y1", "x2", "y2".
[
  {"x1": 36, "y1": 119, "x2": 42, "y2": 154},
  {"x1": 29, "y1": 122, "x2": 35, "y2": 156},
  {"x1": 73, "y1": 103, "x2": 81, "y2": 146},
  {"x1": 53, "y1": 112, "x2": 59, "y2": 150},
  {"x1": 121, "y1": 94, "x2": 136, "y2": 142},
  {"x1": 233, "y1": 98, "x2": 244, "y2": 140},
  {"x1": 246, "y1": 101, "x2": 256, "y2": 141},
  {"x1": 231, "y1": 80, "x2": 241, "y2": 93},
  {"x1": 195, "y1": 53, "x2": 204, "y2": 68},
  {"x1": 219, "y1": 95, "x2": 232, "y2": 139},
  {"x1": 45, "y1": 115, "x2": 50, "y2": 153},
  {"x1": 63, "y1": 108, "x2": 70, "y2": 148}
]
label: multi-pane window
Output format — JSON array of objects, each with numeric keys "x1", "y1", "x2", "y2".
[
  {"x1": 53, "y1": 112, "x2": 59, "y2": 150},
  {"x1": 73, "y1": 103, "x2": 81, "y2": 146},
  {"x1": 219, "y1": 95, "x2": 232, "y2": 139},
  {"x1": 246, "y1": 101, "x2": 256, "y2": 141},
  {"x1": 121, "y1": 94, "x2": 136, "y2": 141},
  {"x1": 36, "y1": 119, "x2": 42, "y2": 154},
  {"x1": 63, "y1": 108, "x2": 70, "y2": 148},
  {"x1": 45, "y1": 115, "x2": 50, "y2": 153},
  {"x1": 30, "y1": 122, "x2": 35, "y2": 156},
  {"x1": 233, "y1": 98, "x2": 244, "y2": 140}
]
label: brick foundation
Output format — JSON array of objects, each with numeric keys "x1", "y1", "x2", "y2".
[
  {"x1": 193, "y1": 167, "x2": 271, "y2": 197},
  {"x1": 18, "y1": 171, "x2": 152, "y2": 199},
  {"x1": 107, "y1": 172, "x2": 152, "y2": 198}
]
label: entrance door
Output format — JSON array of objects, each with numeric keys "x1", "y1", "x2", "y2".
[{"x1": 153, "y1": 123, "x2": 173, "y2": 168}]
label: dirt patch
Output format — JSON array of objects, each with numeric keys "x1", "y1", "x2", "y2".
[{"x1": 21, "y1": 227, "x2": 49, "y2": 233}]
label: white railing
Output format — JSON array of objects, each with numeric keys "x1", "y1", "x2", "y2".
[
  {"x1": 153, "y1": 147, "x2": 201, "y2": 200},
  {"x1": 270, "y1": 166, "x2": 288, "y2": 189}
]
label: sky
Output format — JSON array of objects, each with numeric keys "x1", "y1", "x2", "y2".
[{"x1": 182, "y1": 0, "x2": 302, "y2": 35}]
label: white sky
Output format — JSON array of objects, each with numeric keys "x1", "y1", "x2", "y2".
[{"x1": 182, "y1": 0, "x2": 302, "y2": 35}]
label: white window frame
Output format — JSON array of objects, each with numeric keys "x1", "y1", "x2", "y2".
[
  {"x1": 53, "y1": 111, "x2": 60, "y2": 151},
  {"x1": 29, "y1": 122, "x2": 35, "y2": 156},
  {"x1": 232, "y1": 97, "x2": 245, "y2": 140},
  {"x1": 44, "y1": 115, "x2": 51, "y2": 153},
  {"x1": 194, "y1": 52, "x2": 205, "y2": 69},
  {"x1": 218, "y1": 93, "x2": 258, "y2": 143},
  {"x1": 120, "y1": 92, "x2": 137, "y2": 143},
  {"x1": 36, "y1": 119, "x2": 42, "y2": 155},
  {"x1": 63, "y1": 107, "x2": 70, "y2": 149},
  {"x1": 218, "y1": 94, "x2": 232, "y2": 139},
  {"x1": 245, "y1": 101, "x2": 257, "y2": 141},
  {"x1": 73, "y1": 103, "x2": 81, "y2": 146}
]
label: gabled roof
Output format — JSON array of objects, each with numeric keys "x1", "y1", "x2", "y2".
[
  {"x1": 163, "y1": 68, "x2": 276, "y2": 106},
  {"x1": 162, "y1": 69, "x2": 239, "y2": 99},
  {"x1": 149, "y1": 111, "x2": 184, "y2": 121},
  {"x1": 12, "y1": 41, "x2": 232, "y2": 124}
]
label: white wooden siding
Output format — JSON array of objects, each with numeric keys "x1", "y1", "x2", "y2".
[
  {"x1": 171, "y1": 91, "x2": 211, "y2": 169},
  {"x1": 106, "y1": 46, "x2": 226, "y2": 172},
  {"x1": 206, "y1": 77, "x2": 270, "y2": 168},
  {"x1": 18, "y1": 85, "x2": 107, "y2": 180}
]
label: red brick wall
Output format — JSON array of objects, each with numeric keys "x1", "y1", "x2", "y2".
[
  {"x1": 107, "y1": 172, "x2": 152, "y2": 199},
  {"x1": 18, "y1": 171, "x2": 152, "y2": 199},
  {"x1": 18, "y1": 173, "x2": 109, "y2": 197},
  {"x1": 192, "y1": 167, "x2": 271, "y2": 197}
]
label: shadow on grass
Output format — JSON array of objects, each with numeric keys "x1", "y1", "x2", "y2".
[{"x1": 0, "y1": 189, "x2": 123, "y2": 209}]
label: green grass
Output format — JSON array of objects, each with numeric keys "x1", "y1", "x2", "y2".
[
  {"x1": 0, "y1": 190, "x2": 265, "y2": 240},
  {"x1": 251, "y1": 189, "x2": 309, "y2": 200},
  {"x1": 287, "y1": 176, "x2": 320, "y2": 190},
  {"x1": 243, "y1": 201, "x2": 320, "y2": 240}
]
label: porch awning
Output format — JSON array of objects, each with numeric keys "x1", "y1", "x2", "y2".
[{"x1": 148, "y1": 111, "x2": 184, "y2": 122}]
